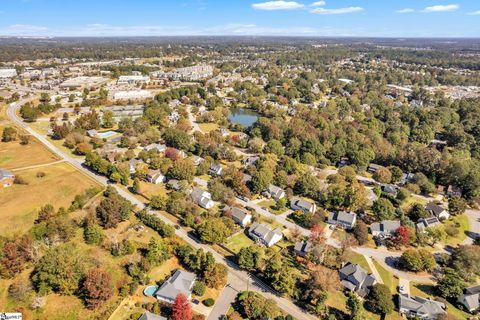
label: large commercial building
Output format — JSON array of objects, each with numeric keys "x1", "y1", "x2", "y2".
[
  {"x1": 112, "y1": 90, "x2": 153, "y2": 101},
  {"x1": 0, "y1": 69, "x2": 17, "y2": 79}
]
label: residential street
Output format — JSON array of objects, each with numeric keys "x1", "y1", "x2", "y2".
[{"x1": 463, "y1": 209, "x2": 480, "y2": 245}]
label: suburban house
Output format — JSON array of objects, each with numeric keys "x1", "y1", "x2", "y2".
[
  {"x1": 0, "y1": 169, "x2": 15, "y2": 188},
  {"x1": 426, "y1": 202, "x2": 450, "y2": 220},
  {"x1": 167, "y1": 179, "x2": 182, "y2": 191},
  {"x1": 191, "y1": 155, "x2": 204, "y2": 166},
  {"x1": 129, "y1": 158, "x2": 142, "y2": 174},
  {"x1": 224, "y1": 206, "x2": 252, "y2": 227},
  {"x1": 191, "y1": 187, "x2": 214, "y2": 209},
  {"x1": 447, "y1": 185, "x2": 462, "y2": 197},
  {"x1": 248, "y1": 222, "x2": 283, "y2": 247},
  {"x1": 398, "y1": 295, "x2": 446, "y2": 319},
  {"x1": 144, "y1": 143, "x2": 166, "y2": 153},
  {"x1": 294, "y1": 240, "x2": 313, "y2": 257},
  {"x1": 263, "y1": 184, "x2": 285, "y2": 201},
  {"x1": 138, "y1": 311, "x2": 167, "y2": 320},
  {"x1": 339, "y1": 263, "x2": 376, "y2": 298},
  {"x1": 328, "y1": 211, "x2": 357, "y2": 230},
  {"x1": 290, "y1": 196, "x2": 317, "y2": 213},
  {"x1": 368, "y1": 163, "x2": 383, "y2": 174},
  {"x1": 381, "y1": 184, "x2": 398, "y2": 197},
  {"x1": 209, "y1": 163, "x2": 223, "y2": 176},
  {"x1": 370, "y1": 220, "x2": 401, "y2": 238},
  {"x1": 457, "y1": 285, "x2": 480, "y2": 313},
  {"x1": 146, "y1": 169, "x2": 166, "y2": 184},
  {"x1": 242, "y1": 156, "x2": 259, "y2": 167},
  {"x1": 87, "y1": 129, "x2": 99, "y2": 137},
  {"x1": 153, "y1": 270, "x2": 196, "y2": 303},
  {"x1": 401, "y1": 172, "x2": 416, "y2": 185},
  {"x1": 416, "y1": 217, "x2": 442, "y2": 232}
]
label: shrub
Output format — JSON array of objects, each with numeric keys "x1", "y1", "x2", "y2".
[
  {"x1": 203, "y1": 298, "x2": 215, "y2": 307},
  {"x1": 193, "y1": 281, "x2": 206, "y2": 296}
]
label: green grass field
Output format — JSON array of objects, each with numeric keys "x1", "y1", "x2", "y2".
[
  {"x1": 0, "y1": 162, "x2": 100, "y2": 236},
  {"x1": 225, "y1": 232, "x2": 255, "y2": 253}
]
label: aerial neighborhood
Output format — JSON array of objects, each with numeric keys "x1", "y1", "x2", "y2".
[{"x1": 1, "y1": 34, "x2": 480, "y2": 320}]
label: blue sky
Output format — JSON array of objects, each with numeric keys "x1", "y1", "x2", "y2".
[{"x1": 0, "y1": 0, "x2": 479, "y2": 37}]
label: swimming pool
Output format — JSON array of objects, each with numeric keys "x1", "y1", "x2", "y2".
[
  {"x1": 143, "y1": 285, "x2": 158, "y2": 297},
  {"x1": 97, "y1": 131, "x2": 117, "y2": 139}
]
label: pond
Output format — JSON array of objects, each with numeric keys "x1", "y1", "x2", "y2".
[{"x1": 228, "y1": 108, "x2": 260, "y2": 127}]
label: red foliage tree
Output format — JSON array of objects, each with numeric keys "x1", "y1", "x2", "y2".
[
  {"x1": 310, "y1": 224, "x2": 325, "y2": 244},
  {"x1": 1, "y1": 236, "x2": 34, "y2": 277},
  {"x1": 165, "y1": 147, "x2": 180, "y2": 161},
  {"x1": 394, "y1": 226, "x2": 410, "y2": 247},
  {"x1": 172, "y1": 293, "x2": 192, "y2": 320},
  {"x1": 82, "y1": 268, "x2": 114, "y2": 309}
]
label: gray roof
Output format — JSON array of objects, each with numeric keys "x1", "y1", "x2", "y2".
[
  {"x1": 416, "y1": 216, "x2": 441, "y2": 231},
  {"x1": 339, "y1": 263, "x2": 376, "y2": 297},
  {"x1": 291, "y1": 196, "x2": 315, "y2": 211},
  {"x1": 249, "y1": 222, "x2": 282, "y2": 244},
  {"x1": 399, "y1": 295, "x2": 446, "y2": 318},
  {"x1": 267, "y1": 184, "x2": 284, "y2": 198},
  {"x1": 329, "y1": 211, "x2": 356, "y2": 225},
  {"x1": 154, "y1": 270, "x2": 196, "y2": 302},
  {"x1": 0, "y1": 169, "x2": 14, "y2": 179},
  {"x1": 294, "y1": 241, "x2": 313, "y2": 255},
  {"x1": 138, "y1": 311, "x2": 167, "y2": 320},
  {"x1": 425, "y1": 202, "x2": 446, "y2": 216},
  {"x1": 228, "y1": 207, "x2": 251, "y2": 224},
  {"x1": 370, "y1": 220, "x2": 401, "y2": 234},
  {"x1": 458, "y1": 285, "x2": 480, "y2": 311}
]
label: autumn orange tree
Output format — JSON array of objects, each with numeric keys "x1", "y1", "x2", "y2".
[{"x1": 82, "y1": 268, "x2": 113, "y2": 309}]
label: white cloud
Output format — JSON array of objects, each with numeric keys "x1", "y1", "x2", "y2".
[
  {"x1": 467, "y1": 10, "x2": 480, "y2": 15},
  {"x1": 422, "y1": 4, "x2": 459, "y2": 12},
  {"x1": 252, "y1": 1, "x2": 304, "y2": 10},
  {"x1": 310, "y1": 6, "x2": 364, "y2": 14},
  {"x1": 396, "y1": 8, "x2": 415, "y2": 13},
  {"x1": 310, "y1": 1, "x2": 326, "y2": 7}
]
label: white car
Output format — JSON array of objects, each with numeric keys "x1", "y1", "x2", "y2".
[{"x1": 398, "y1": 285, "x2": 407, "y2": 295}]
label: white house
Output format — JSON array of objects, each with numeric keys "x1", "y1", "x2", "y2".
[
  {"x1": 146, "y1": 169, "x2": 166, "y2": 184},
  {"x1": 425, "y1": 202, "x2": 450, "y2": 220},
  {"x1": 290, "y1": 196, "x2": 317, "y2": 213},
  {"x1": 191, "y1": 187, "x2": 214, "y2": 209},
  {"x1": 370, "y1": 220, "x2": 401, "y2": 238},
  {"x1": 263, "y1": 184, "x2": 285, "y2": 201},
  {"x1": 225, "y1": 206, "x2": 252, "y2": 227},
  {"x1": 153, "y1": 270, "x2": 196, "y2": 304},
  {"x1": 328, "y1": 211, "x2": 357, "y2": 230},
  {"x1": 248, "y1": 222, "x2": 283, "y2": 247}
]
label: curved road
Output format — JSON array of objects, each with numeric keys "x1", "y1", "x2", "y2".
[{"x1": 7, "y1": 103, "x2": 317, "y2": 320}]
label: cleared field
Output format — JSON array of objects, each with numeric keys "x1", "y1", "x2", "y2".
[
  {"x1": 0, "y1": 138, "x2": 60, "y2": 170},
  {"x1": 0, "y1": 162, "x2": 100, "y2": 236},
  {"x1": 198, "y1": 122, "x2": 219, "y2": 133}
]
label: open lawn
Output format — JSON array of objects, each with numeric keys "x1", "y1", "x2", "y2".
[
  {"x1": 411, "y1": 282, "x2": 471, "y2": 319},
  {"x1": 372, "y1": 259, "x2": 399, "y2": 294},
  {"x1": 0, "y1": 138, "x2": 60, "y2": 170},
  {"x1": 137, "y1": 181, "x2": 168, "y2": 200},
  {"x1": 225, "y1": 232, "x2": 254, "y2": 253},
  {"x1": 346, "y1": 250, "x2": 372, "y2": 273},
  {"x1": 257, "y1": 199, "x2": 288, "y2": 215},
  {"x1": 198, "y1": 122, "x2": 219, "y2": 133},
  {"x1": 0, "y1": 162, "x2": 100, "y2": 236},
  {"x1": 444, "y1": 214, "x2": 469, "y2": 246},
  {"x1": 0, "y1": 112, "x2": 59, "y2": 169}
]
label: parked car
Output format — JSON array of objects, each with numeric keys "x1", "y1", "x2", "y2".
[
  {"x1": 398, "y1": 285, "x2": 407, "y2": 295},
  {"x1": 192, "y1": 299, "x2": 200, "y2": 305}
]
